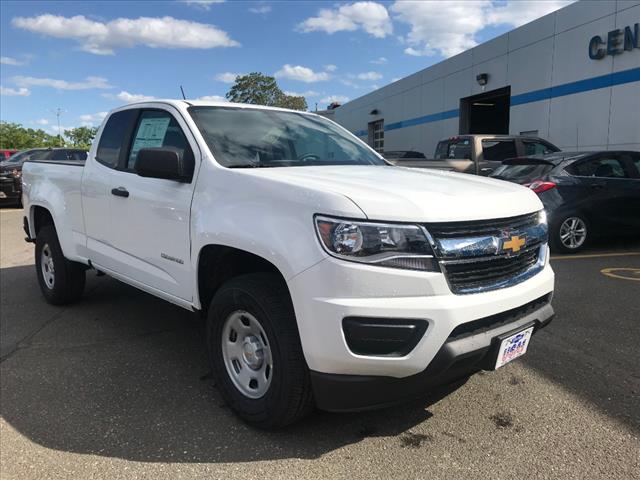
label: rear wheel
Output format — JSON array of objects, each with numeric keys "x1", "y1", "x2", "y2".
[
  {"x1": 550, "y1": 214, "x2": 588, "y2": 253},
  {"x1": 207, "y1": 273, "x2": 314, "y2": 428},
  {"x1": 35, "y1": 225, "x2": 86, "y2": 304}
]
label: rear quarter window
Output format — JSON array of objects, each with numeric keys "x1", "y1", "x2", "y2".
[
  {"x1": 435, "y1": 139, "x2": 471, "y2": 159},
  {"x1": 96, "y1": 110, "x2": 138, "y2": 168},
  {"x1": 481, "y1": 140, "x2": 517, "y2": 161},
  {"x1": 523, "y1": 140, "x2": 559, "y2": 156},
  {"x1": 627, "y1": 153, "x2": 640, "y2": 176}
]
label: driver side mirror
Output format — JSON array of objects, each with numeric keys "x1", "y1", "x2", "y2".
[{"x1": 135, "y1": 148, "x2": 190, "y2": 182}]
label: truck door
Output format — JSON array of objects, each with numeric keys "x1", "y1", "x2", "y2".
[
  {"x1": 107, "y1": 107, "x2": 198, "y2": 302},
  {"x1": 82, "y1": 109, "x2": 138, "y2": 268}
]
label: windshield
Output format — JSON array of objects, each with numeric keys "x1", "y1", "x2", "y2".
[
  {"x1": 490, "y1": 163, "x2": 553, "y2": 183},
  {"x1": 189, "y1": 106, "x2": 384, "y2": 168},
  {"x1": 3, "y1": 149, "x2": 47, "y2": 164}
]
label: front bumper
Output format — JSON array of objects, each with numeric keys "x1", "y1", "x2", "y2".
[
  {"x1": 311, "y1": 294, "x2": 553, "y2": 411},
  {"x1": 288, "y1": 251, "x2": 554, "y2": 380},
  {"x1": 0, "y1": 176, "x2": 21, "y2": 202}
]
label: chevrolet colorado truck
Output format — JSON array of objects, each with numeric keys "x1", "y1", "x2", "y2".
[{"x1": 21, "y1": 100, "x2": 555, "y2": 428}]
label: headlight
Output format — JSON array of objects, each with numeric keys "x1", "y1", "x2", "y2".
[
  {"x1": 314, "y1": 215, "x2": 438, "y2": 271},
  {"x1": 11, "y1": 169, "x2": 21, "y2": 178},
  {"x1": 538, "y1": 209, "x2": 547, "y2": 225}
]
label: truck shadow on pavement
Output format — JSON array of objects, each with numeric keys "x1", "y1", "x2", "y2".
[
  {"x1": 1, "y1": 265, "x2": 454, "y2": 463},
  {"x1": 2, "y1": 250, "x2": 638, "y2": 463},
  {"x1": 521, "y1": 248, "x2": 640, "y2": 434}
]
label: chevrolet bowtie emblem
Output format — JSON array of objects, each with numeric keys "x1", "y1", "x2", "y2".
[{"x1": 502, "y1": 235, "x2": 526, "y2": 253}]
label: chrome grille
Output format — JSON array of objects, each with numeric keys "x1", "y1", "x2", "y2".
[
  {"x1": 424, "y1": 212, "x2": 547, "y2": 294},
  {"x1": 427, "y1": 212, "x2": 539, "y2": 238}
]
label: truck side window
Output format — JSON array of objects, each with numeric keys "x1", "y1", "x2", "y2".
[
  {"x1": 523, "y1": 141, "x2": 558, "y2": 156},
  {"x1": 96, "y1": 110, "x2": 138, "y2": 168},
  {"x1": 482, "y1": 140, "x2": 517, "y2": 161},
  {"x1": 126, "y1": 110, "x2": 194, "y2": 174},
  {"x1": 629, "y1": 153, "x2": 640, "y2": 175},
  {"x1": 50, "y1": 150, "x2": 70, "y2": 161}
]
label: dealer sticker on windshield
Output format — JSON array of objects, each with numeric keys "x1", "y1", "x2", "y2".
[{"x1": 495, "y1": 326, "x2": 534, "y2": 369}]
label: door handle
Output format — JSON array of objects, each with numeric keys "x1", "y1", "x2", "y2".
[
  {"x1": 111, "y1": 186, "x2": 129, "y2": 198},
  {"x1": 590, "y1": 183, "x2": 605, "y2": 189}
]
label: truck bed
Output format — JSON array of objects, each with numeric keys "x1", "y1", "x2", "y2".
[{"x1": 22, "y1": 159, "x2": 86, "y2": 262}]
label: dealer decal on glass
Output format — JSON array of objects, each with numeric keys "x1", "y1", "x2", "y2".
[{"x1": 495, "y1": 326, "x2": 534, "y2": 369}]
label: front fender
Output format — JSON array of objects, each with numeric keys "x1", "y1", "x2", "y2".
[{"x1": 189, "y1": 164, "x2": 365, "y2": 309}]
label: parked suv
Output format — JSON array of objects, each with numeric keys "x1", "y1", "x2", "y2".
[
  {"x1": 0, "y1": 148, "x2": 87, "y2": 205},
  {"x1": 491, "y1": 151, "x2": 640, "y2": 252},
  {"x1": 22, "y1": 100, "x2": 554, "y2": 427}
]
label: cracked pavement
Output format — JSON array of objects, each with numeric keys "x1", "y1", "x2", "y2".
[{"x1": 1, "y1": 207, "x2": 639, "y2": 479}]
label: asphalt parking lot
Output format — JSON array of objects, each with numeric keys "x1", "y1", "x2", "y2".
[{"x1": 1, "y1": 207, "x2": 639, "y2": 479}]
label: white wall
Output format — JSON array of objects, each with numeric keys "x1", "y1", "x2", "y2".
[{"x1": 333, "y1": 0, "x2": 640, "y2": 154}]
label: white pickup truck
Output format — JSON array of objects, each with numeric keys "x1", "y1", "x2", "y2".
[{"x1": 22, "y1": 100, "x2": 554, "y2": 428}]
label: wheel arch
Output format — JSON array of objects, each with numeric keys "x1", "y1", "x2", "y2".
[
  {"x1": 196, "y1": 244, "x2": 291, "y2": 313},
  {"x1": 30, "y1": 204, "x2": 56, "y2": 237}
]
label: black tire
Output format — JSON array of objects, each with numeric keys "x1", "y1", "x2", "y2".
[
  {"x1": 207, "y1": 273, "x2": 314, "y2": 428},
  {"x1": 35, "y1": 225, "x2": 86, "y2": 305},
  {"x1": 549, "y1": 213, "x2": 589, "y2": 254}
]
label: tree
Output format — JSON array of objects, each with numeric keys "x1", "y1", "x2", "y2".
[
  {"x1": 226, "y1": 72, "x2": 281, "y2": 106},
  {"x1": 274, "y1": 93, "x2": 308, "y2": 111},
  {"x1": 0, "y1": 122, "x2": 59, "y2": 150},
  {"x1": 64, "y1": 126, "x2": 98, "y2": 149},
  {"x1": 226, "y1": 72, "x2": 308, "y2": 111}
]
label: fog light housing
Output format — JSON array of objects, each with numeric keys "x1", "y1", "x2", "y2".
[{"x1": 342, "y1": 317, "x2": 428, "y2": 357}]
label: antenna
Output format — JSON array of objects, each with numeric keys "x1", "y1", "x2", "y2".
[{"x1": 180, "y1": 85, "x2": 187, "y2": 100}]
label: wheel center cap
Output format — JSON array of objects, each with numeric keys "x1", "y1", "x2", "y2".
[{"x1": 242, "y1": 335, "x2": 263, "y2": 369}]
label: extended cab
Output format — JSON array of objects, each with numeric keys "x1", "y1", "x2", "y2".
[
  {"x1": 22, "y1": 101, "x2": 555, "y2": 428},
  {"x1": 395, "y1": 134, "x2": 560, "y2": 175}
]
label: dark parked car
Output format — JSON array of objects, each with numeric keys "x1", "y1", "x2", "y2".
[
  {"x1": 0, "y1": 148, "x2": 87, "y2": 205},
  {"x1": 490, "y1": 151, "x2": 640, "y2": 253}
]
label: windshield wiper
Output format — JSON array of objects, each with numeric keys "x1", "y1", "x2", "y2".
[{"x1": 227, "y1": 163, "x2": 275, "y2": 169}]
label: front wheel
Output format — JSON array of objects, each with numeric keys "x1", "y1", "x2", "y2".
[
  {"x1": 206, "y1": 273, "x2": 314, "y2": 428},
  {"x1": 35, "y1": 225, "x2": 86, "y2": 304},
  {"x1": 550, "y1": 214, "x2": 589, "y2": 253}
]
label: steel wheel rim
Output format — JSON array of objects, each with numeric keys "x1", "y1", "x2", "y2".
[
  {"x1": 40, "y1": 243, "x2": 55, "y2": 289},
  {"x1": 221, "y1": 310, "x2": 273, "y2": 399},
  {"x1": 559, "y1": 217, "x2": 587, "y2": 249}
]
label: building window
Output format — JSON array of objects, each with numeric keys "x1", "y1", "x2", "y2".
[{"x1": 368, "y1": 120, "x2": 384, "y2": 153}]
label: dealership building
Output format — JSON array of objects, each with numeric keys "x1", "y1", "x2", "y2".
[{"x1": 332, "y1": 0, "x2": 640, "y2": 155}]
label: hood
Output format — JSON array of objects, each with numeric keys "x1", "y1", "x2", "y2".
[
  {"x1": 239, "y1": 165, "x2": 542, "y2": 222},
  {"x1": 0, "y1": 161, "x2": 22, "y2": 172}
]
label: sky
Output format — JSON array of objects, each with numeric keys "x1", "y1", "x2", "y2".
[{"x1": 0, "y1": 0, "x2": 574, "y2": 135}]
